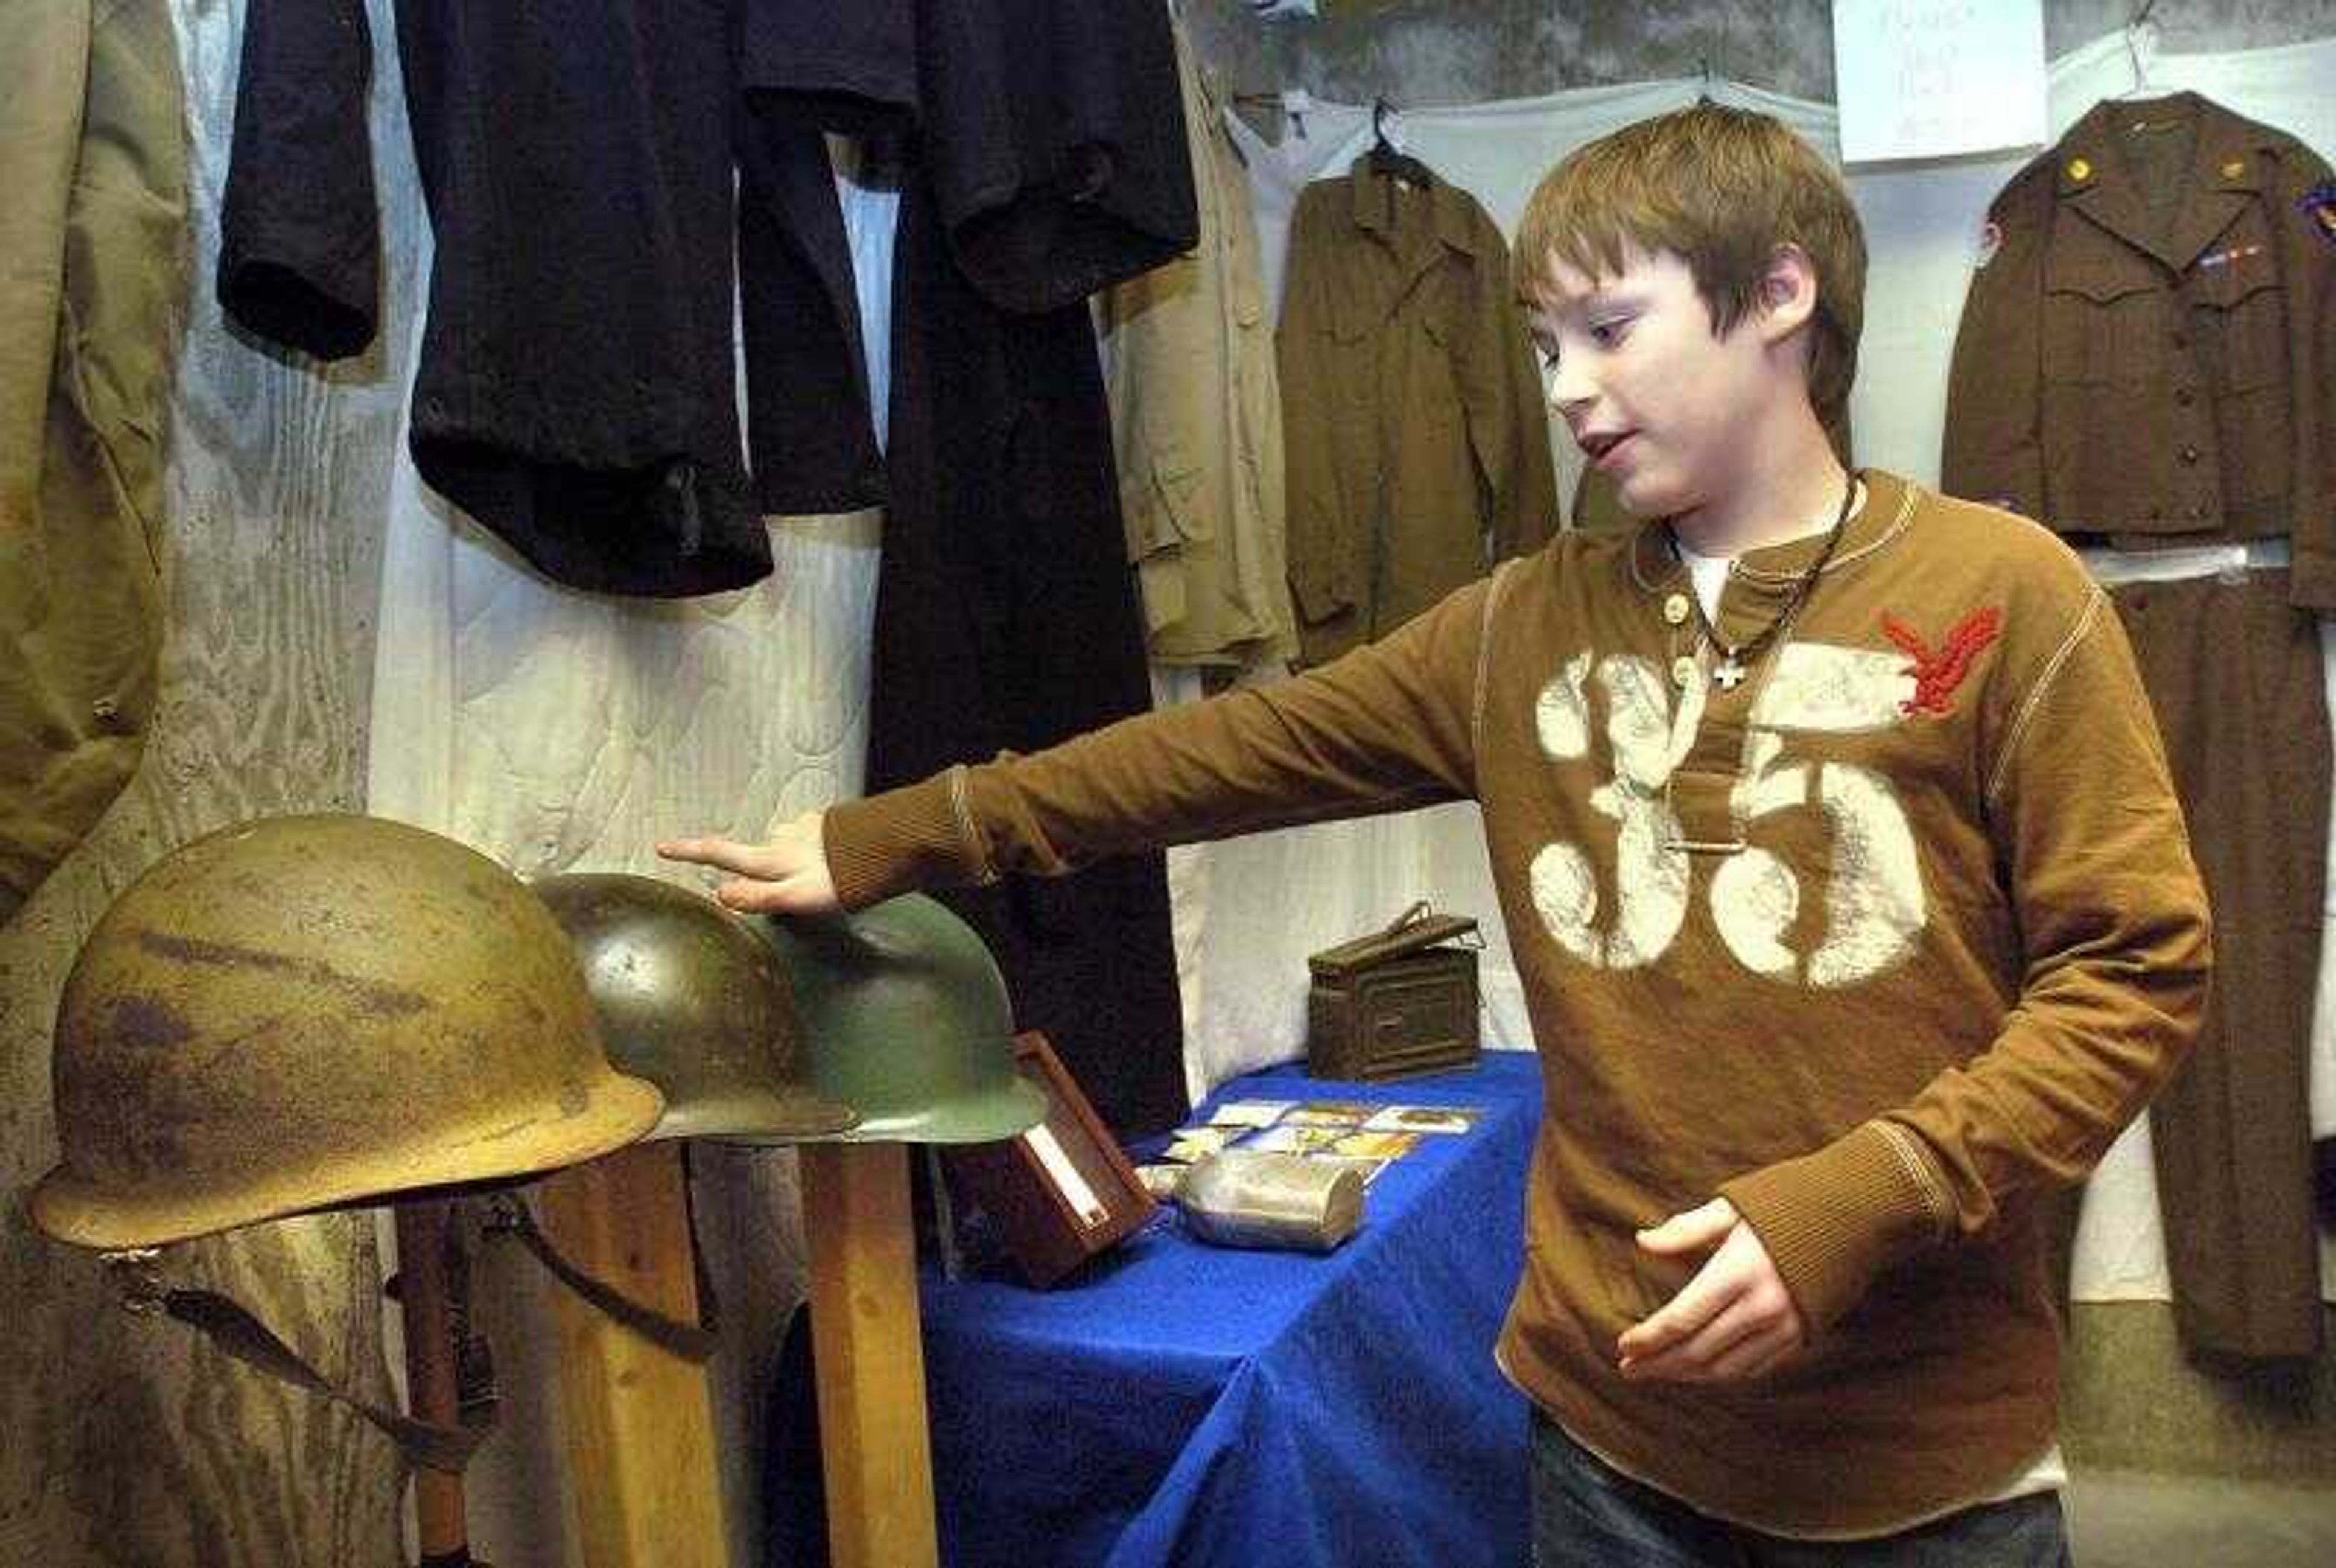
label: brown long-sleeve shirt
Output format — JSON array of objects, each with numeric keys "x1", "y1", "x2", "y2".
[
  {"x1": 1277, "y1": 164, "x2": 1557, "y2": 664},
  {"x1": 823, "y1": 470, "x2": 2211, "y2": 1535}
]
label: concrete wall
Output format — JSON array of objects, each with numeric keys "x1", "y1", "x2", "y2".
[{"x1": 1188, "y1": 0, "x2": 2336, "y2": 105}]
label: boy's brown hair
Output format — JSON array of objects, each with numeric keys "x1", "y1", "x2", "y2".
[{"x1": 1513, "y1": 103, "x2": 1866, "y2": 418}]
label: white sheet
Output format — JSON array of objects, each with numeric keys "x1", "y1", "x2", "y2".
[{"x1": 364, "y1": 125, "x2": 885, "y2": 1568}]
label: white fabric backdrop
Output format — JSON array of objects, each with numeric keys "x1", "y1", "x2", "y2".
[{"x1": 363, "y1": 153, "x2": 900, "y2": 1568}]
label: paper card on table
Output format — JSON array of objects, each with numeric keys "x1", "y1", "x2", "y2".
[
  {"x1": 1285, "y1": 1100, "x2": 1376, "y2": 1126},
  {"x1": 1208, "y1": 1099, "x2": 1296, "y2": 1128},
  {"x1": 1831, "y1": 0, "x2": 2047, "y2": 165},
  {"x1": 1245, "y1": 1124, "x2": 1347, "y2": 1155},
  {"x1": 1330, "y1": 1129, "x2": 1420, "y2": 1160},
  {"x1": 1361, "y1": 1105, "x2": 1482, "y2": 1134},
  {"x1": 1164, "y1": 1126, "x2": 1241, "y2": 1162}
]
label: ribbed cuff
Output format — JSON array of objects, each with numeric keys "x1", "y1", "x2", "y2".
[
  {"x1": 821, "y1": 770, "x2": 982, "y2": 910},
  {"x1": 1717, "y1": 1121, "x2": 1947, "y2": 1336}
]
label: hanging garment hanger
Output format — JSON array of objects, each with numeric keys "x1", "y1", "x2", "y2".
[
  {"x1": 2110, "y1": 3, "x2": 2166, "y2": 101},
  {"x1": 1697, "y1": 18, "x2": 1726, "y2": 104},
  {"x1": 1365, "y1": 99, "x2": 1435, "y2": 188},
  {"x1": 1228, "y1": 86, "x2": 1309, "y2": 144}
]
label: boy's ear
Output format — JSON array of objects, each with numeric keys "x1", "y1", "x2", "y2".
[{"x1": 1754, "y1": 242, "x2": 1820, "y2": 344}]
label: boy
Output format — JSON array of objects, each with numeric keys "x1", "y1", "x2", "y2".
[{"x1": 662, "y1": 106, "x2": 2209, "y2": 1564}]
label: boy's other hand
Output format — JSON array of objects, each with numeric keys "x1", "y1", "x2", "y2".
[
  {"x1": 1614, "y1": 1198, "x2": 1806, "y2": 1384},
  {"x1": 655, "y1": 813, "x2": 839, "y2": 915}
]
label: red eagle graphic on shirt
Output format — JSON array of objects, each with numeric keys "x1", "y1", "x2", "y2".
[{"x1": 1881, "y1": 608, "x2": 2001, "y2": 716}]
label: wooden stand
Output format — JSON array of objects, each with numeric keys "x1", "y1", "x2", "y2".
[
  {"x1": 799, "y1": 1142, "x2": 939, "y2": 1568},
  {"x1": 393, "y1": 1198, "x2": 473, "y2": 1566},
  {"x1": 538, "y1": 1143, "x2": 729, "y2": 1568}
]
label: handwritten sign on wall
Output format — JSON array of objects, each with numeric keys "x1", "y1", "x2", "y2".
[{"x1": 1832, "y1": 0, "x2": 2048, "y2": 163}]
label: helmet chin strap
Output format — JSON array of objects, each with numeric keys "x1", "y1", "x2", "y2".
[
  {"x1": 96, "y1": 1180, "x2": 728, "y2": 1477},
  {"x1": 482, "y1": 1190, "x2": 720, "y2": 1364},
  {"x1": 99, "y1": 1246, "x2": 494, "y2": 1475}
]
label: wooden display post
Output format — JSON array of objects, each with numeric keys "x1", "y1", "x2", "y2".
[
  {"x1": 799, "y1": 1141, "x2": 939, "y2": 1568},
  {"x1": 393, "y1": 1198, "x2": 474, "y2": 1566},
  {"x1": 538, "y1": 1142, "x2": 728, "y2": 1568}
]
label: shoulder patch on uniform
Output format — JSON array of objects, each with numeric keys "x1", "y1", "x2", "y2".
[
  {"x1": 2300, "y1": 182, "x2": 2336, "y2": 247},
  {"x1": 1882, "y1": 608, "x2": 2002, "y2": 718},
  {"x1": 1974, "y1": 218, "x2": 2004, "y2": 269}
]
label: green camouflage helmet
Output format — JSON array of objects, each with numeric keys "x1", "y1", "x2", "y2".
[
  {"x1": 32, "y1": 814, "x2": 663, "y2": 1251},
  {"x1": 751, "y1": 894, "x2": 1045, "y2": 1144},
  {"x1": 530, "y1": 872, "x2": 857, "y2": 1143}
]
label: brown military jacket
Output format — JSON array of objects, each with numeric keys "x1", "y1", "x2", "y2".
[
  {"x1": 1278, "y1": 163, "x2": 1556, "y2": 664},
  {"x1": 1942, "y1": 91, "x2": 2336, "y2": 606}
]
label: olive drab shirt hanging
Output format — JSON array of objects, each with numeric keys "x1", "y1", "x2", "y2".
[{"x1": 1277, "y1": 162, "x2": 1558, "y2": 665}]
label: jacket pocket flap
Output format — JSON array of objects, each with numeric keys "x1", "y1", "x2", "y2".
[{"x1": 2045, "y1": 246, "x2": 2158, "y2": 302}]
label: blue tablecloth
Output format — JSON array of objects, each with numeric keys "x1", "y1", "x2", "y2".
[{"x1": 920, "y1": 1050, "x2": 1543, "y2": 1567}]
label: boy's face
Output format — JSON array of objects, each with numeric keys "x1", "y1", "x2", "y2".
[{"x1": 1524, "y1": 241, "x2": 1781, "y2": 522}]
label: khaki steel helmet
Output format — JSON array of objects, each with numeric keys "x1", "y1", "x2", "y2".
[
  {"x1": 530, "y1": 872, "x2": 857, "y2": 1142},
  {"x1": 32, "y1": 814, "x2": 664, "y2": 1251},
  {"x1": 752, "y1": 894, "x2": 1045, "y2": 1144}
]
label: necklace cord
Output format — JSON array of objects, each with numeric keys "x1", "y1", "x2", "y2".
[{"x1": 1666, "y1": 473, "x2": 1860, "y2": 675}]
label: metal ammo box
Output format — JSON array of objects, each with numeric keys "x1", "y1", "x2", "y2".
[{"x1": 1305, "y1": 902, "x2": 1482, "y2": 1082}]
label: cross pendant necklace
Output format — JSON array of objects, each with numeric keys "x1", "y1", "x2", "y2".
[{"x1": 1668, "y1": 474, "x2": 1861, "y2": 693}]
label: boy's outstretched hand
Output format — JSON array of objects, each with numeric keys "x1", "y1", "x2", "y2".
[
  {"x1": 1615, "y1": 1197, "x2": 1806, "y2": 1384},
  {"x1": 655, "y1": 812, "x2": 839, "y2": 915}
]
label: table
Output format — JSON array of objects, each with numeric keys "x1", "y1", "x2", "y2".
[{"x1": 918, "y1": 1050, "x2": 1543, "y2": 1567}]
